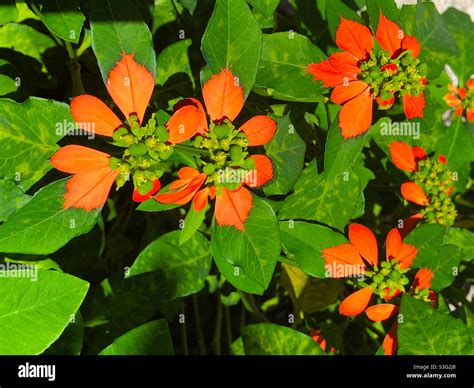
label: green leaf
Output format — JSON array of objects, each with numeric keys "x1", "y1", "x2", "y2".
[
  {"x1": 398, "y1": 295, "x2": 471, "y2": 355},
  {"x1": 128, "y1": 230, "x2": 212, "y2": 299},
  {"x1": 0, "y1": 97, "x2": 71, "y2": 191},
  {"x1": 406, "y1": 223, "x2": 446, "y2": 267},
  {"x1": 0, "y1": 270, "x2": 89, "y2": 355},
  {"x1": 247, "y1": 0, "x2": 279, "y2": 18},
  {"x1": 136, "y1": 199, "x2": 179, "y2": 212},
  {"x1": 280, "y1": 221, "x2": 348, "y2": 277},
  {"x1": 211, "y1": 195, "x2": 280, "y2": 294},
  {"x1": 99, "y1": 319, "x2": 174, "y2": 355},
  {"x1": 326, "y1": 0, "x2": 363, "y2": 41},
  {"x1": 230, "y1": 337, "x2": 245, "y2": 355},
  {"x1": 40, "y1": 0, "x2": 85, "y2": 43},
  {"x1": 90, "y1": 0, "x2": 156, "y2": 81},
  {"x1": 177, "y1": 0, "x2": 197, "y2": 14},
  {"x1": 201, "y1": 0, "x2": 262, "y2": 97},
  {"x1": 279, "y1": 163, "x2": 362, "y2": 230},
  {"x1": 0, "y1": 179, "x2": 101, "y2": 255},
  {"x1": 0, "y1": 0, "x2": 18, "y2": 25},
  {"x1": 435, "y1": 117, "x2": 472, "y2": 190},
  {"x1": 155, "y1": 39, "x2": 194, "y2": 87},
  {"x1": 324, "y1": 118, "x2": 367, "y2": 178},
  {"x1": 0, "y1": 74, "x2": 17, "y2": 95},
  {"x1": 44, "y1": 313, "x2": 84, "y2": 355},
  {"x1": 241, "y1": 323, "x2": 324, "y2": 355},
  {"x1": 0, "y1": 23, "x2": 55, "y2": 69},
  {"x1": 423, "y1": 244, "x2": 461, "y2": 292},
  {"x1": 263, "y1": 114, "x2": 306, "y2": 196},
  {"x1": 443, "y1": 227, "x2": 474, "y2": 262},
  {"x1": 179, "y1": 205, "x2": 207, "y2": 245},
  {"x1": 0, "y1": 179, "x2": 30, "y2": 222},
  {"x1": 254, "y1": 32, "x2": 325, "y2": 102},
  {"x1": 365, "y1": 0, "x2": 398, "y2": 31}
]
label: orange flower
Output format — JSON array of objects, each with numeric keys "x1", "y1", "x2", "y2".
[
  {"x1": 51, "y1": 53, "x2": 158, "y2": 210},
  {"x1": 307, "y1": 14, "x2": 426, "y2": 139},
  {"x1": 155, "y1": 69, "x2": 276, "y2": 230},
  {"x1": 443, "y1": 80, "x2": 474, "y2": 122},
  {"x1": 322, "y1": 224, "x2": 417, "y2": 317},
  {"x1": 310, "y1": 329, "x2": 335, "y2": 353}
]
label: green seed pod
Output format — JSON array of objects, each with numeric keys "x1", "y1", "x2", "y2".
[
  {"x1": 203, "y1": 163, "x2": 216, "y2": 175},
  {"x1": 194, "y1": 135, "x2": 203, "y2": 148},
  {"x1": 159, "y1": 146, "x2": 173, "y2": 160},
  {"x1": 214, "y1": 124, "x2": 232, "y2": 139},
  {"x1": 129, "y1": 142, "x2": 147, "y2": 157},
  {"x1": 229, "y1": 145, "x2": 244, "y2": 162}
]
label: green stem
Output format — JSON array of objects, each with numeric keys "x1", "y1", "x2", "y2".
[
  {"x1": 224, "y1": 305, "x2": 232, "y2": 351},
  {"x1": 213, "y1": 293, "x2": 223, "y2": 355},
  {"x1": 180, "y1": 307, "x2": 189, "y2": 355},
  {"x1": 65, "y1": 41, "x2": 86, "y2": 96},
  {"x1": 192, "y1": 294, "x2": 207, "y2": 355},
  {"x1": 240, "y1": 292, "x2": 270, "y2": 323},
  {"x1": 278, "y1": 255, "x2": 298, "y2": 267},
  {"x1": 174, "y1": 143, "x2": 207, "y2": 156}
]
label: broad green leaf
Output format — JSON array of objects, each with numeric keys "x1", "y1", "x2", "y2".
[
  {"x1": 324, "y1": 118, "x2": 368, "y2": 178},
  {"x1": 241, "y1": 323, "x2": 324, "y2": 355},
  {"x1": 0, "y1": 97, "x2": 71, "y2": 191},
  {"x1": 0, "y1": 74, "x2": 17, "y2": 95},
  {"x1": 128, "y1": 230, "x2": 211, "y2": 299},
  {"x1": 398, "y1": 295, "x2": 471, "y2": 355},
  {"x1": 211, "y1": 195, "x2": 280, "y2": 294},
  {"x1": 365, "y1": 0, "x2": 398, "y2": 31},
  {"x1": 406, "y1": 224, "x2": 447, "y2": 268},
  {"x1": 264, "y1": 114, "x2": 306, "y2": 196},
  {"x1": 179, "y1": 205, "x2": 207, "y2": 245},
  {"x1": 421, "y1": 244, "x2": 461, "y2": 292},
  {"x1": 136, "y1": 199, "x2": 179, "y2": 212},
  {"x1": 254, "y1": 32, "x2": 325, "y2": 102},
  {"x1": 279, "y1": 163, "x2": 362, "y2": 230},
  {"x1": 435, "y1": 117, "x2": 472, "y2": 190},
  {"x1": 326, "y1": 0, "x2": 363, "y2": 41},
  {"x1": 155, "y1": 39, "x2": 194, "y2": 88},
  {"x1": 400, "y1": 3, "x2": 459, "y2": 79},
  {"x1": 99, "y1": 319, "x2": 174, "y2": 355},
  {"x1": 44, "y1": 313, "x2": 84, "y2": 355},
  {"x1": 248, "y1": 0, "x2": 279, "y2": 18},
  {"x1": 280, "y1": 221, "x2": 348, "y2": 277},
  {"x1": 177, "y1": 0, "x2": 197, "y2": 14},
  {"x1": 0, "y1": 23, "x2": 55, "y2": 68},
  {"x1": 0, "y1": 179, "x2": 30, "y2": 222},
  {"x1": 230, "y1": 337, "x2": 245, "y2": 355},
  {"x1": 201, "y1": 0, "x2": 262, "y2": 97},
  {"x1": 442, "y1": 8, "x2": 474, "y2": 82},
  {"x1": 280, "y1": 263, "x2": 343, "y2": 313},
  {"x1": 443, "y1": 228, "x2": 474, "y2": 262},
  {"x1": 0, "y1": 270, "x2": 89, "y2": 355},
  {"x1": 90, "y1": 0, "x2": 156, "y2": 81},
  {"x1": 0, "y1": 179, "x2": 101, "y2": 255},
  {"x1": 152, "y1": 0, "x2": 182, "y2": 33},
  {"x1": 40, "y1": 0, "x2": 85, "y2": 43},
  {"x1": 0, "y1": 0, "x2": 18, "y2": 25}
]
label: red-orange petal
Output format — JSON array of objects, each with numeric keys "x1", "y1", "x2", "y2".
[
  {"x1": 307, "y1": 60, "x2": 357, "y2": 88},
  {"x1": 155, "y1": 173, "x2": 206, "y2": 205},
  {"x1": 348, "y1": 223, "x2": 378, "y2": 266},
  {"x1": 63, "y1": 167, "x2": 119, "y2": 211},
  {"x1": 412, "y1": 268, "x2": 433, "y2": 290},
  {"x1": 239, "y1": 115, "x2": 277, "y2": 146},
  {"x1": 246, "y1": 154, "x2": 273, "y2": 188},
  {"x1": 366, "y1": 303, "x2": 398, "y2": 322},
  {"x1": 328, "y1": 52, "x2": 361, "y2": 73},
  {"x1": 401, "y1": 35, "x2": 421, "y2": 58},
  {"x1": 383, "y1": 323, "x2": 398, "y2": 355},
  {"x1": 389, "y1": 141, "x2": 417, "y2": 172},
  {"x1": 214, "y1": 186, "x2": 252, "y2": 231},
  {"x1": 106, "y1": 53, "x2": 154, "y2": 123},
  {"x1": 132, "y1": 179, "x2": 161, "y2": 203},
  {"x1": 412, "y1": 146, "x2": 426, "y2": 163},
  {"x1": 394, "y1": 243, "x2": 417, "y2": 269},
  {"x1": 376, "y1": 13, "x2": 403, "y2": 57},
  {"x1": 376, "y1": 93, "x2": 395, "y2": 107},
  {"x1": 173, "y1": 98, "x2": 209, "y2": 135},
  {"x1": 193, "y1": 187, "x2": 209, "y2": 212},
  {"x1": 457, "y1": 87, "x2": 467, "y2": 100},
  {"x1": 466, "y1": 108, "x2": 474, "y2": 122},
  {"x1": 70, "y1": 95, "x2": 123, "y2": 137},
  {"x1": 467, "y1": 79, "x2": 474, "y2": 92},
  {"x1": 51, "y1": 145, "x2": 111, "y2": 174},
  {"x1": 166, "y1": 104, "x2": 203, "y2": 144},
  {"x1": 322, "y1": 243, "x2": 365, "y2": 277},
  {"x1": 336, "y1": 17, "x2": 374, "y2": 60},
  {"x1": 202, "y1": 68, "x2": 244, "y2": 123},
  {"x1": 401, "y1": 182, "x2": 429, "y2": 206},
  {"x1": 339, "y1": 87, "x2": 373, "y2": 139},
  {"x1": 385, "y1": 227, "x2": 402, "y2": 260},
  {"x1": 403, "y1": 93, "x2": 425, "y2": 119},
  {"x1": 339, "y1": 286, "x2": 373, "y2": 316},
  {"x1": 331, "y1": 80, "x2": 369, "y2": 105},
  {"x1": 443, "y1": 93, "x2": 461, "y2": 107}
]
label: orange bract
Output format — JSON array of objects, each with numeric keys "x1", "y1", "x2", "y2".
[
  {"x1": 239, "y1": 116, "x2": 277, "y2": 146},
  {"x1": 348, "y1": 223, "x2": 378, "y2": 266},
  {"x1": 336, "y1": 17, "x2": 373, "y2": 60},
  {"x1": 401, "y1": 182, "x2": 429, "y2": 206},
  {"x1": 214, "y1": 186, "x2": 253, "y2": 231},
  {"x1": 389, "y1": 141, "x2": 417, "y2": 172},
  {"x1": 339, "y1": 286, "x2": 373, "y2": 316},
  {"x1": 402, "y1": 93, "x2": 425, "y2": 119},
  {"x1": 51, "y1": 145, "x2": 111, "y2": 174},
  {"x1": 246, "y1": 155, "x2": 273, "y2": 188},
  {"x1": 376, "y1": 13, "x2": 404, "y2": 57},
  {"x1": 339, "y1": 87, "x2": 373, "y2": 138},
  {"x1": 365, "y1": 303, "x2": 398, "y2": 322}
]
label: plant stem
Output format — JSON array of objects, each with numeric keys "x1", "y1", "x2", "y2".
[
  {"x1": 174, "y1": 143, "x2": 207, "y2": 156},
  {"x1": 213, "y1": 293, "x2": 223, "y2": 355},
  {"x1": 278, "y1": 255, "x2": 298, "y2": 267},
  {"x1": 240, "y1": 292, "x2": 270, "y2": 323},
  {"x1": 224, "y1": 305, "x2": 232, "y2": 351},
  {"x1": 192, "y1": 294, "x2": 207, "y2": 355},
  {"x1": 64, "y1": 41, "x2": 86, "y2": 96},
  {"x1": 181, "y1": 306, "x2": 189, "y2": 355}
]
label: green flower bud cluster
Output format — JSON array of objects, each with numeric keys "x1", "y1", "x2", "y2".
[
  {"x1": 193, "y1": 120, "x2": 255, "y2": 189},
  {"x1": 413, "y1": 158, "x2": 457, "y2": 226},
  {"x1": 358, "y1": 49, "x2": 426, "y2": 102},
  {"x1": 109, "y1": 114, "x2": 171, "y2": 195},
  {"x1": 365, "y1": 260, "x2": 410, "y2": 299},
  {"x1": 412, "y1": 286, "x2": 432, "y2": 303}
]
